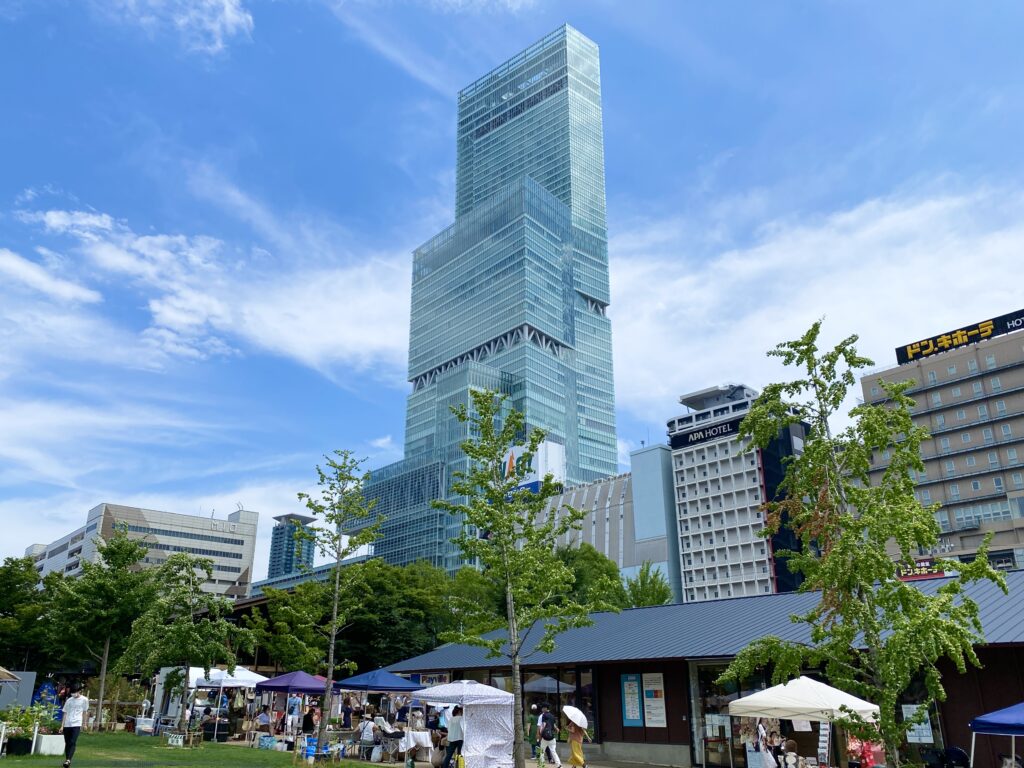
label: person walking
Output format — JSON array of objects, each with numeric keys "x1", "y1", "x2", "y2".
[
  {"x1": 59, "y1": 681, "x2": 89, "y2": 768},
  {"x1": 537, "y1": 703, "x2": 560, "y2": 767},
  {"x1": 442, "y1": 706, "x2": 464, "y2": 768},
  {"x1": 566, "y1": 720, "x2": 589, "y2": 768},
  {"x1": 527, "y1": 703, "x2": 539, "y2": 759}
]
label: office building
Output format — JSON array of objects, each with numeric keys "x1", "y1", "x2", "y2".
[
  {"x1": 26, "y1": 503, "x2": 258, "y2": 598},
  {"x1": 355, "y1": 25, "x2": 618, "y2": 572},
  {"x1": 666, "y1": 385, "x2": 805, "y2": 602},
  {"x1": 266, "y1": 513, "x2": 316, "y2": 580},
  {"x1": 862, "y1": 308, "x2": 1024, "y2": 570}
]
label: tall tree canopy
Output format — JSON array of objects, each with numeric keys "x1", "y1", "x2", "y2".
[
  {"x1": 556, "y1": 543, "x2": 628, "y2": 609},
  {"x1": 624, "y1": 561, "x2": 674, "y2": 607},
  {"x1": 46, "y1": 527, "x2": 157, "y2": 729},
  {"x1": 719, "y1": 321, "x2": 1006, "y2": 766},
  {"x1": 0, "y1": 556, "x2": 48, "y2": 671},
  {"x1": 435, "y1": 390, "x2": 619, "y2": 768}
]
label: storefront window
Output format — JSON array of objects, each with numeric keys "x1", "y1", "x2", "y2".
[
  {"x1": 575, "y1": 668, "x2": 596, "y2": 740},
  {"x1": 691, "y1": 663, "x2": 767, "y2": 768}
]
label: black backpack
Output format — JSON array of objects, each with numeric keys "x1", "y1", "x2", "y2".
[{"x1": 540, "y1": 713, "x2": 555, "y2": 741}]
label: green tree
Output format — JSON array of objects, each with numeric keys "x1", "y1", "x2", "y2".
[
  {"x1": 296, "y1": 450, "x2": 382, "y2": 753},
  {"x1": 718, "y1": 322, "x2": 1006, "y2": 766},
  {"x1": 435, "y1": 390, "x2": 619, "y2": 768},
  {"x1": 0, "y1": 557, "x2": 47, "y2": 671},
  {"x1": 447, "y1": 565, "x2": 504, "y2": 632},
  {"x1": 624, "y1": 561, "x2": 673, "y2": 607},
  {"x1": 46, "y1": 528, "x2": 157, "y2": 730},
  {"x1": 336, "y1": 559, "x2": 452, "y2": 672},
  {"x1": 243, "y1": 580, "x2": 330, "y2": 674},
  {"x1": 118, "y1": 553, "x2": 254, "y2": 731},
  {"x1": 557, "y1": 543, "x2": 628, "y2": 609}
]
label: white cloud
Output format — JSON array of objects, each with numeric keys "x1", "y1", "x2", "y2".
[
  {"x1": 369, "y1": 435, "x2": 393, "y2": 449},
  {"x1": 609, "y1": 185, "x2": 1024, "y2": 426},
  {"x1": 98, "y1": 0, "x2": 253, "y2": 54},
  {"x1": 0, "y1": 248, "x2": 102, "y2": 303}
]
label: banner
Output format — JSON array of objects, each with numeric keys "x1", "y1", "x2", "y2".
[
  {"x1": 620, "y1": 674, "x2": 643, "y2": 727},
  {"x1": 641, "y1": 673, "x2": 667, "y2": 728}
]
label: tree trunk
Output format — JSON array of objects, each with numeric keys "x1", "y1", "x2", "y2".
[
  {"x1": 179, "y1": 663, "x2": 189, "y2": 732},
  {"x1": 94, "y1": 635, "x2": 110, "y2": 732},
  {"x1": 507, "y1": 579, "x2": 525, "y2": 768},
  {"x1": 317, "y1": 561, "x2": 342, "y2": 756}
]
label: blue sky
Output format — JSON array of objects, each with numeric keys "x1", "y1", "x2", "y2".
[{"x1": 2, "y1": 0, "x2": 1023, "y2": 578}]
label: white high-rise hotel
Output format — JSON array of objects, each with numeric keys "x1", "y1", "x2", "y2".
[{"x1": 667, "y1": 385, "x2": 805, "y2": 603}]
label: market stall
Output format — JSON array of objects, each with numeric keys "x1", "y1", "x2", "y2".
[
  {"x1": 729, "y1": 676, "x2": 880, "y2": 768},
  {"x1": 969, "y1": 701, "x2": 1024, "y2": 768},
  {"x1": 410, "y1": 680, "x2": 514, "y2": 768},
  {"x1": 193, "y1": 666, "x2": 267, "y2": 742}
]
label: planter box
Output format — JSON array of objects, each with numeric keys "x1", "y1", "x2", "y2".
[
  {"x1": 35, "y1": 733, "x2": 65, "y2": 755},
  {"x1": 6, "y1": 737, "x2": 33, "y2": 756}
]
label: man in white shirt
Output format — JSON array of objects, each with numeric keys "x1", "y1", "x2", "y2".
[
  {"x1": 357, "y1": 714, "x2": 377, "y2": 759},
  {"x1": 60, "y1": 682, "x2": 89, "y2": 768}
]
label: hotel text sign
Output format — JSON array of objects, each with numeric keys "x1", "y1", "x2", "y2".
[
  {"x1": 896, "y1": 308, "x2": 1024, "y2": 365},
  {"x1": 670, "y1": 416, "x2": 746, "y2": 450}
]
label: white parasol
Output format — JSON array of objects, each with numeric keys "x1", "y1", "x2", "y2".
[{"x1": 563, "y1": 705, "x2": 588, "y2": 729}]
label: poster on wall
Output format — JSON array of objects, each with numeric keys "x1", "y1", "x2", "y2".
[
  {"x1": 642, "y1": 673, "x2": 667, "y2": 728},
  {"x1": 817, "y1": 722, "x2": 831, "y2": 765},
  {"x1": 901, "y1": 705, "x2": 934, "y2": 744},
  {"x1": 621, "y1": 674, "x2": 644, "y2": 727}
]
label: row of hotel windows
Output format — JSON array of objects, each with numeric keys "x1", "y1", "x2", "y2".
[
  {"x1": 870, "y1": 355, "x2": 1002, "y2": 396},
  {"x1": 934, "y1": 400, "x2": 1009, "y2": 425},
  {"x1": 936, "y1": 448, "x2": 1019, "y2": 475},
  {"x1": 928, "y1": 377, "x2": 1006, "y2": 405},
  {"x1": 123, "y1": 523, "x2": 246, "y2": 547},
  {"x1": 916, "y1": 474, "x2": 1023, "y2": 502},
  {"x1": 935, "y1": 424, "x2": 1014, "y2": 450}
]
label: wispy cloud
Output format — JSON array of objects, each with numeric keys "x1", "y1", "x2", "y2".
[
  {"x1": 0, "y1": 248, "x2": 103, "y2": 304},
  {"x1": 609, "y1": 182, "x2": 1024, "y2": 426},
  {"x1": 97, "y1": 0, "x2": 253, "y2": 54}
]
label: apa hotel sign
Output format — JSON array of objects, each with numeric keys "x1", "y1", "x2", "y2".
[
  {"x1": 896, "y1": 307, "x2": 1024, "y2": 365},
  {"x1": 670, "y1": 416, "x2": 746, "y2": 450}
]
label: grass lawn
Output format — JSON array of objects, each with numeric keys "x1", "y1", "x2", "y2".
[{"x1": 3, "y1": 732, "x2": 366, "y2": 767}]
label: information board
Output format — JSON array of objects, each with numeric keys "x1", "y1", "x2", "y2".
[
  {"x1": 642, "y1": 673, "x2": 667, "y2": 728},
  {"x1": 621, "y1": 674, "x2": 644, "y2": 727}
]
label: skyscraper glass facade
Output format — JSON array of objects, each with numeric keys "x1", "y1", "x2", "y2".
[
  {"x1": 267, "y1": 514, "x2": 315, "y2": 580},
  {"x1": 355, "y1": 24, "x2": 617, "y2": 572}
]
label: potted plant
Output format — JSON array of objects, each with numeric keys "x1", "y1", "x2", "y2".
[
  {"x1": 1, "y1": 706, "x2": 34, "y2": 756},
  {"x1": 1, "y1": 702, "x2": 62, "y2": 756}
]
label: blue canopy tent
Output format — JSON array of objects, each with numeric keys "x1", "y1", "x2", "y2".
[
  {"x1": 969, "y1": 702, "x2": 1024, "y2": 768},
  {"x1": 337, "y1": 669, "x2": 421, "y2": 692}
]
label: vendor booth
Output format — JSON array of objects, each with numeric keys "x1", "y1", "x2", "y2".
[
  {"x1": 970, "y1": 702, "x2": 1024, "y2": 768},
  {"x1": 729, "y1": 676, "x2": 880, "y2": 768},
  {"x1": 411, "y1": 680, "x2": 514, "y2": 768},
  {"x1": 193, "y1": 667, "x2": 267, "y2": 742}
]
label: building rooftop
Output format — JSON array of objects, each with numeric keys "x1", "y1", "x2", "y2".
[
  {"x1": 272, "y1": 513, "x2": 316, "y2": 525},
  {"x1": 388, "y1": 569, "x2": 1024, "y2": 672}
]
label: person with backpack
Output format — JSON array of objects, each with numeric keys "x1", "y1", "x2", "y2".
[{"x1": 537, "y1": 703, "x2": 560, "y2": 767}]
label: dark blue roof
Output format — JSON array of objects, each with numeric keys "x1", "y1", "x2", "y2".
[{"x1": 389, "y1": 570, "x2": 1024, "y2": 672}]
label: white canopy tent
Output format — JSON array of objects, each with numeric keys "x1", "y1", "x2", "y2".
[
  {"x1": 193, "y1": 667, "x2": 268, "y2": 741},
  {"x1": 729, "y1": 677, "x2": 879, "y2": 723},
  {"x1": 411, "y1": 680, "x2": 514, "y2": 768},
  {"x1": 729, "y1": 677, "x2": 879, "y2": 768}
]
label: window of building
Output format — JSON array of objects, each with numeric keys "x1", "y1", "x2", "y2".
[
  {"x1": 978, "y1": 404, "x2": 989, "y2": 418},
  {"x1": 983, "y1": 427, "x2": 995, "y2": 444},
  {"x1": 1013, "y1": 472, "x2": 1023, "y2": 490},
  {"x1": 949, "y1": 483, "x2": 960, "y2": 500},
  {"x1": 986, "y1": 354, "x2": 997, "y2": 369},
  {"x1": 957, "y1": 409, "x2": 966, "y2": 421},
  {"x1": 1008, "y1": 448, "x2": 1019, "y2": 465},
  {"x1": 996, "y1": 400, "x2": 1007, "y2": 415},
  {"x1": 921, "y1": 489, "x2": 931, "y2": 502},
  {"x1": 940, "y1": 437, "x2": 951, "y2": 451},
  {"x1": 935, "y1": 414, "x2": 946, "y2": 427},
  {"x1": 952, "y1": 386, "x2": 962, "y2": 397},
  {"x1": 1002, "y1": 424, "x2": 1013, "y2": 437},
  {"x1": 962, "y1": 433, "x2": 972, "y2": 444},
  {"x1": 918, "y1": 470, "x2": 928, "y2": 481},
  {"x1": 928, "y1": 371, "x2": 938, "y2": 385},
  {"x1": 966, "y1": 455, "x2": 977, "y2": 467},
  {"x1": 882, "y1": 449, "x2": 891, "y2": 461},
  {"x1": 945, "y1": 460, "x2": 955, "y2": 476},
  {"x1": 968, "y1": 359, "x2": 979, "y2": 373},
  {"x1": 947, "y1": 365, "x2": 957, "y2": 375},
  {"x1": 989, "y1": 451, "x2": 999, "y2": 467},
  {"x1": 991, "y1": 377, "x2": 1002, "y2": 392},
  {"x1": 871, "y1": 385, "x2": 880, "y2": 396},
  {"x1": 972, "y1": 480, "x2": 981, "y2": 491},
  {"x1": 973, "y1": 381, "x2": 984, "y2": 395},
  {"x1": 994, "y1": 477, "x2": 1004, "y2": 491}
]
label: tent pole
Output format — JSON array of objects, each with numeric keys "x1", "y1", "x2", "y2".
[
  {"x1": 970, "y1": 733, "x2": 975, "y2": 768},
  {"x1": 213, "y1": 679, "x2": 224, "y2": 743}
]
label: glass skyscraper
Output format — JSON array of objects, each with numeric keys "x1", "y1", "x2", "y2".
[
  {"x1": 267, "y1": 513, "x2": 316, "y2": 579},
  {"x1": 358, "y1": 25, "x2": 618, "y2": 572}
]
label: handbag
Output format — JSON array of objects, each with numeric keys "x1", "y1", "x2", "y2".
[
  {"x1": 371, "y1": 745, "x2": 383, "y2": 763},
  {"x1": 455, "y1": 756, "x2": 466, "y2": 768}
]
